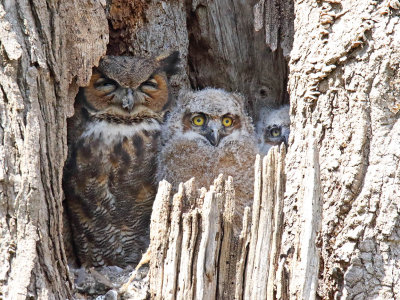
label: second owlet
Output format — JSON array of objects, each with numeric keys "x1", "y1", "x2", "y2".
[
  {"x1": 157, "y1": 88, "x2": 258, "y2": 231},
  {"x1": 63, "y1": 52, "x2": 179, "y2": 267},
  {"x1": 256, "y1": 104, "x2": 290, "y2": 155}
]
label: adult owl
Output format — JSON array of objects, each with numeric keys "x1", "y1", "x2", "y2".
[
  {"x1": 63, "y1": 51, "x2": 179, "y2": 267},
  {"x1": 157, "y1": 88, "x2": 258, "y2": 231},
  {"x1": 256, "y1": 104, "x2": 290, "y2": 155}
]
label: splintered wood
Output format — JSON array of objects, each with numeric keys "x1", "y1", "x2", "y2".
[{"x1": 148, "y1": 145, "x2": 286, "y2": 299}]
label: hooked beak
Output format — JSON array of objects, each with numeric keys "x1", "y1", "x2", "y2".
[
  {"x1": 205, "y1": 126, "x2": 221, "y2": 147},
  {"x1": 281, "y1": 130, "x2": 290, "y2": 147},
  {"x1": 282, "y1": 135, "x2": 288, "y2": 147},
  {"x1": 122, "y1": 88, "x2": 134, "y2": 111}
]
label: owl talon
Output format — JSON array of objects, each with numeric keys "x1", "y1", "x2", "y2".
[{"x1": 119, "y1": 248, "x2": 151, "y2": 294}]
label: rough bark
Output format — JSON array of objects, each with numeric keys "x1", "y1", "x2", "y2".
[
  {"x1": 3, "y1": 0, "x2": 398, "y2": 299},
  {"x1": 284, "y1": 1, "x2": 400, "y2": 299},
  {"x1": 186, "y1": 0, "x2": 293, "y2": 115},
  {"x1": 0, "y1": 0, "x2": 108, "y2": 298}
]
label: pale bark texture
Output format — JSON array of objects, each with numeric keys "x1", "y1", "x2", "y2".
[
  {"x1": 283, "y1": 1, "x2": 400, "y2": 299},
  {"x1": 0, "y1": 0, "x2": 108, "y2": 298},
  {"x1": 1, "y1": 0, "x2": 399, "y2": 299},
  {"x1": 147, "y1": 147, "x2": 286, "y2": 300}
]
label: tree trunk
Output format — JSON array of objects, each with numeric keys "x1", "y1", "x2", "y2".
[
  {"x1": 284, "y1": 1, "x2": 400, "y2": 298},
  {"x1": 1, "y1": 0, "x2": 399, "y2": 299},
  {"x1": 0, "y1": 0, "x2": 108, "y2": 298},
  {"x1": 147, "y1": 147, "x2": 286, "y2": 300}
]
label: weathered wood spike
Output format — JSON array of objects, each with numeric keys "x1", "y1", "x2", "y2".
[{"x1": 149, "y1": 147, "x2": 286, "y2": 299}]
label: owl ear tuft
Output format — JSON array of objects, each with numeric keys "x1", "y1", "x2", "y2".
[{"x1": 156, "y1": 51, "x2": 180, "y2": 76}]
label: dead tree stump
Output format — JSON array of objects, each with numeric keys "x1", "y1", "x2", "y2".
[{"x1": 148, "y1": 145, "x2": 287, "y2": 299}]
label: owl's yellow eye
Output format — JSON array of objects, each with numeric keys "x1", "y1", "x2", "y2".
[
  {"x1": 271, "y1": 127, "x2": 281, "y2": 137},
  {"x1": 192, "y1": 115, "x2": 205, "y2": 126},
  {"x1": 222, "y1": 117, "x2": 233, "y2": 127}
]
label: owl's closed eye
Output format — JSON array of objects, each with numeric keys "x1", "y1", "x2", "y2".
[{"x1": 82, "y1": 51, "x2": 179, "y2": 116}]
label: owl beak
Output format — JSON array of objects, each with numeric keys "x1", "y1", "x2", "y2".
[
  {"x1": 281, "y1": 136, "x2": 288, "y2": 147},
  {"x1": 122, "y1": 88, "x2": 135, "y2": 111},
  {"x1": 282, "y1": 130, "x2": 290, "y2": 147},
  {"x1": 205, "y1": 126, "x2": 221, "y2": 147}
]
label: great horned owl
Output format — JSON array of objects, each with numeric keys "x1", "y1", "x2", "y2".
[
  {"x1": 157, "y1": 88, "x2": 258, "y2": 231},
  {"x1": 256, "y1": 104, "x2": 290, "y2": 155},
  {"x1": 63, "y1": 52, "x2": 179, "y2": 267}
]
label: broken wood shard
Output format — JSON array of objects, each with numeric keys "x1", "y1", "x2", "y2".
[{"x1": 148, "y1": 146, "x2": 287, "y2": 299}]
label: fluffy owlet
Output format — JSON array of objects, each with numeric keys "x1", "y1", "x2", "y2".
[
  {"x1": 256, "y1": 104, "x2": 290, "y2": 155},
  {"x1": 63, "y1": 52, "x2": 179, "y2": 267},
  {"x1": 157, "y1": 88, "x2": 258, "y2": 231}
]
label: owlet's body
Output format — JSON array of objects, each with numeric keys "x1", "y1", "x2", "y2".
[
  {"x1": 157, "y1": 88, "x2": 258, "y2": 232},
  {"x1": 256, "y1": 104, "x2": 290, "y2": 155},
  {"x1": 63, "y1": 52, "x2": 179, "y2": 267}
]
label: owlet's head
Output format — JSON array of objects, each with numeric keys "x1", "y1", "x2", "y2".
[
  {"x1": 256, "y1": 104, "x2": 290, "y2": 154},
  {"x1": 81, "y1": 51, "x2": 180, "y2": 117},
  {"x1": 170, "y1": 88, "x2": 253, "y2": 147}
]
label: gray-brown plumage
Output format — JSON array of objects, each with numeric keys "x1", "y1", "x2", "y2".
[
  {"x1": 63, "y1": 52, "x2": 179, "y2": 267},
  {"x1": 157, "y1": 88, "x2": 258, "y2": 232}
]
